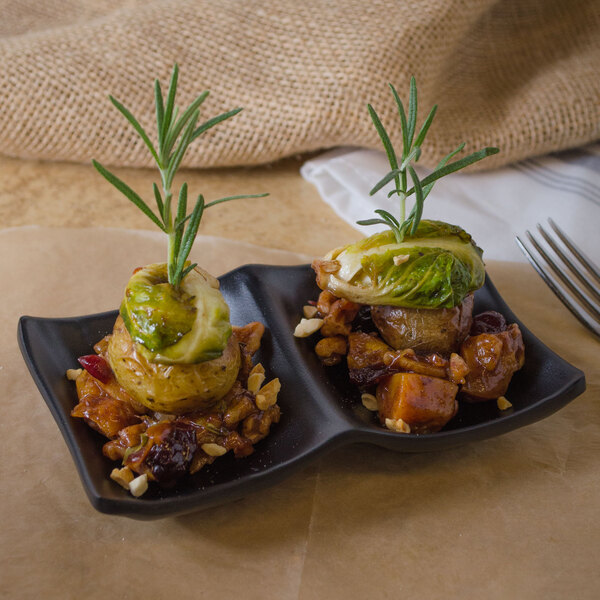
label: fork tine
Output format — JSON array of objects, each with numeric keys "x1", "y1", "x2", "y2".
[
  {"x1": 536, "y1": 223, "x2": 600, "y2": 303},
  {"x1": 516, "y1": 235, "x2": 600, "y2": 339},
  {"x1": 525, "y1": 230, "x2": 600, "y2": 320},
  {"x1": 548, "y1": 218, "x2": 600, "y2": 283}
]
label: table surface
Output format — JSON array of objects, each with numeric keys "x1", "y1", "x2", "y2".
[
  {"x1": 1, "y1": 153, "x2": 598, "y2": 600},
  {"x1": 0, "y1": 154, "x2": 361, "y2": 255}
]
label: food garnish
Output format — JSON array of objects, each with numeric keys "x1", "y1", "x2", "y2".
[
  {"x1": 93, "y1": 63, "x2": 267, "y2": 289},
  {"x1": 69, "y1": 66, "x2": 281, "y2": 496},
  {"x1": 358, "y1": 77, "x2": 499, "y2": 243},
  {"x1": 303, "y1": 79, "x2": 524, "y2": 435}
]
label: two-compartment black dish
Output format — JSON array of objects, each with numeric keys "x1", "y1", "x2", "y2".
[{"x1": 18, "y1": 264, "x2": 585, "y2": 519}]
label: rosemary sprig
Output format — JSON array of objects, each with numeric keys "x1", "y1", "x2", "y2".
[
  {"x1": 93, "y1": 64, "x2": 268, "y2": 288},
  {"x1": 357, "y1": 78, "x2": 499, "y2": 242}
]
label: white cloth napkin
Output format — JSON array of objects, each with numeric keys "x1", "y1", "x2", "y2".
[{"x1": 301, "y1": 146, "x2": 600, "y2": 263}]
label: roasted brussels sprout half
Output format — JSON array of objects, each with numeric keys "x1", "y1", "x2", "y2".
[
  {"x1": 314, "y1": 220, "x2": 484, "y2": 309},
  {"x1": 120, "y1": 263, "x2": 232, "y2": 365}
]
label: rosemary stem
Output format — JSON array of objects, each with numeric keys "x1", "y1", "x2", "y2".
[
  {"x1": 400, "y1": 193, "x2": 406, "y2": 224},
  {"x1": 167, "y1": 229, "x2": 177, "y2": 282},
  {"x1": 401, "y1": 171, "x2": 407, "y2": 221}
]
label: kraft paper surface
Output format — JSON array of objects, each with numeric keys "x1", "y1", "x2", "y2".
[{"x1": 1, "y1": 227, "x2": 598, "y2": 599}]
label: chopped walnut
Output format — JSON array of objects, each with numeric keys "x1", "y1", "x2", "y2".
[
  {"x1": 66, "y1": 368, "x2": 83, "y2": 381},
  {"x1": 247, "y1": 363, "x2": 266, "y2": 393},
  {"x1": 315, "y1": 335, "x2": 348, "y2": 366},
  {"x1": 110, "y1": 466, "x2": 134, "y2": 490},
  {"x1": 255, "y1": 378, "x2": 281, "y2": 410},
  {"x1": 448, "y1": 352, "x2": 469, "y2": 384}
]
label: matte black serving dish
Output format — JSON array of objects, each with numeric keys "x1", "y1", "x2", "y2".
[{"x1": 18, "y1": 264, "x2": 585, "y2": 519}]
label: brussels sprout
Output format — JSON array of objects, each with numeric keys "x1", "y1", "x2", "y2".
[
  {"x1": 314, "y1": 220, "x2": 484, "y2": 309},
  {"x1": 120, "y1": 263, "x2": 232, "y2": 364}
]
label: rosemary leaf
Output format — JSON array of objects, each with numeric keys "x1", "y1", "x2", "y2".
[
  {"x1": 164, "y1": 91, "x2": 210, "y2": 156},
  {"x1": 356, "y1": 218, "x2": 389, "y2": 226},
  {"x1": 180, "y1": 262, "x2": 198, "y2": 281},
  {"x1": 407, "y1": 147, "x2": 499, "y2": 195},
  {"x1": 399, "y1": 146, "x2": 421, "y2": 171},
  {"x1": 367, "y1": 104, "x2": 399, "y2": 193},
  {"x1": 422, "y1": 142, "x2": 466, "y2": 199},
  {"x1": 191, "y1": 108, "x2": 243, "y2": 142},
  {"x1": 174, "y1": 213, "x2": 193, "y2": 230},
  {"x1": 162, "y1": 64, "x2": 179, "y2": 143},
  {"x1": 152, "y1": 183, "x2": 164, "y2": 223},
  {"x1": 359, "y1": 78, "x2": 498, "y2": 243},
  {"x1": 92, "y1": 160, "x2": 165, "y2": 231},
  {"x1": 95, "y1": 66, "x2": 269, "y2": 288},
  {"x1": 413, "y1": 104, "x2": 438, "y2": 149},
  {"x1": 389, "y1": 84, "x2": 409, "y2": 160},
  {"x1": 174, "y1": 195, "x2": 205, "y2": 287},
  {"x1": 375, "y1": 208, "x2": 400, "y2": 229},
  {"x1": 406, "y1": 77, "x2": 418, "y2": 151},
  {"x1": 408, "y1": 166, "x2": 424, "y2": 235},
  {"x1": 165, "y1": 109, "x2": 199, "y2": 189},
  {"x1": 109, "y1": 96, "x2": 160, "y2": 164},
  {"x1": 369, "y1": 168, "x2": 404, "y2": 196},
  {"x1": 172, "y1": 182, "x2": 188, "y2": 267},
  {"x1": 203, "y1": 193, "x2": 269, "y2": 209},
  {"x1": 154, "y1": 79, "x2": 165, "y2": 157}
]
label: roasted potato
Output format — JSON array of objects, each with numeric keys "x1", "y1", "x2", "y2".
[
  {"x1": 371, "y1": 293, "x2": 474, "y2": 355},
  {"x1": 108, "y1": 316, "x2": 241, "y2": 413}
]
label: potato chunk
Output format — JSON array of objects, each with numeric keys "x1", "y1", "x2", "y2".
[
  {"x1": 371, "y1": 293, "x2": 473, "y2": 355},
  {"x1": 108, "y1": 316, "x2": 241, "y2": 413},
  {"x1": 376, "y1": 373, "x2": 458, "y2": 434}
]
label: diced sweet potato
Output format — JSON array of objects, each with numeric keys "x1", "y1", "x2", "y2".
[{"x1": 376, "y1": 373, "x2": 458, "y2": 434}]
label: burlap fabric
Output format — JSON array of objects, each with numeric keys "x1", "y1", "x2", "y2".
[{"x1": 0, "y1": 0, "x2": 598, "y2": 170}]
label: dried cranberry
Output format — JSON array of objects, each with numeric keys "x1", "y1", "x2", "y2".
[
  {"x1": 144, "y1": 422, "x2": 198, "y2": 487},
  {"x1": 470, "y1": 311, "x2": 507, "y2": 335},
  {"x1": 78, "y1": 354, "x2": 113, "y2": 383},
  {"x1": 352, "y1": 305, "x2": 378, "y2": 334}
]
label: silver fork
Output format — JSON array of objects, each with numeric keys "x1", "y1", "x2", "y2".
[{"x1": 515, "y1": 218, "x2": 600, "y2": 339}]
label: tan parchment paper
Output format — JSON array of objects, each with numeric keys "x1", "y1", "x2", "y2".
[{"x1": 0, "y1": 227, "x2": 598, "y2": 599}]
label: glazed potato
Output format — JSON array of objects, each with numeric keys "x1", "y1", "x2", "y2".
[
  {"x1": 108, "y1": 316, "x2": 240, "y2": 413},
  {"x1": 460, "y1": 323, "x2": 525, "y2": 401},
  {"x1": 371, "y1": 293, "x2": 474, "y2": 355}
]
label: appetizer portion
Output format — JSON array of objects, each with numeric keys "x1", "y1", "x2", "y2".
[
  {"x1": 297, "y1": 79, "x2": 524, "y2": 434},
  {"x1": 68, "y1": 66, "x2": 280, "y2": 496}
]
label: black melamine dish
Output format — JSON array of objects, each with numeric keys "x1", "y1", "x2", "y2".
[{"x1": 18, "y1": 264, "x2": 585, "y2": 519}]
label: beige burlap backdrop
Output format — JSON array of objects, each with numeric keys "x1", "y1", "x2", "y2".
[{"x1": 0, "y1": 0, "x2": 598, "y2": 170}]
